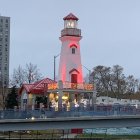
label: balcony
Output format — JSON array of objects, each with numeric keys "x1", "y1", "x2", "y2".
[
  {"x1": 47, "y1": 82, "x2": 93, "y2": 91},
  {"x1": 61, "y1": 28, "x2": 81, "y2": 37}
]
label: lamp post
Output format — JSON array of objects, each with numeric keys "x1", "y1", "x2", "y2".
[
  {"x1": 82, "y1": 65, "x2": 91, "y2": 83},
  {"x1": 54, "y1": 54, "x2": 60, "y2": 81},
  {"x1": 82, "y1": 65, "x2": 93, "y2": 108}
]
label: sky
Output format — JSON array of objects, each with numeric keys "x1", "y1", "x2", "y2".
[{"x1": 1, "y1": 0, "x2": 140, "y2": 80}]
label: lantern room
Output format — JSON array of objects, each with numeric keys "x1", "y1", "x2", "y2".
[
  {"x1": 61, "y1": 13, "x2": 81, "y2": 37},
  {"x1": 63, "y1": 13, "x2": 78, "y2": 29}
]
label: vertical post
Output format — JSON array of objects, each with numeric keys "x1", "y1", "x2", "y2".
[
  {"x1": 54, "y1": 56, "x2": 56, "y2": 81},
  {"x1": 51, "y1": 129, "x2": 54, "y2": 139},
  {"x1": 8, "y1": 131, "x2": 10, "y2": 139},
  {"x1": 58, "y1": 80, "x2": 63, "y2": 111},
  {"x1": 54, "y1": 54, "x2": 60, "y2": 81},
  {"x1": 36, "y1": 130, "x2": 38, "y2": 139},
  {"x1": 19, "y1": 130, "x2": 21, "y2": 140},
  {"x1": 92, "y1": 85, "x2": 97, "y2": 112},
  {"x1": 82, "y1": 65, "x2": 91, "y2": 83},
  {"x1": 88, "y1": 70, "x2": 91, "y2": 83}
]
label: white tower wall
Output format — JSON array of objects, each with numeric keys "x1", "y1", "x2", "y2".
[{"x1": 58, "y1": 36, "x2": 83, "y2": 83}]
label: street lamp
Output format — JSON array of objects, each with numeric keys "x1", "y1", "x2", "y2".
[
  {"x1": 54, "y1": 54, "x2": 60, "y2": 81},
  {"x1": 82, "y1": 65, "x2": 91, "y2": 83}
]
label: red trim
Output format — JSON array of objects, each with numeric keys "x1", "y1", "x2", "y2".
[
  {"x1": 70, "y1": 44, "x2": 77, "y2": 48},
  {"x1": 19, "y1": 84, "x2": 34, "y2": 95},
  {"x1": 19, "y1": 77, "x2": 56, "y2": 95},
  {"x1": 69, "y1": 68, "x2": 79, "y2": 74},
  {"x1": 63, "y1": 13, "x2": 79, "y2": 21}
]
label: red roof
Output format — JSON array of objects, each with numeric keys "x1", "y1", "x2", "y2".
[
  {"x1": 63, "y1": 13, "x2": 79, "y2": 21},
  {"x1": 19, "y1": 77, "x2": 56, "y2": 95},
  {"x1": 31, "y1": 78, "x2": 56, "y2": 94},
  {"x1": 69, "y1": 68, "x2": 79, "y2": 74},
  {"x1": 23, "y1": 84, "x2": 34, "y2": 92}
]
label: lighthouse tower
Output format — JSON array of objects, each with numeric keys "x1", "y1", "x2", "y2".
[{"x1": 58, "y1": 13, "x2": 83, "y2": 83}]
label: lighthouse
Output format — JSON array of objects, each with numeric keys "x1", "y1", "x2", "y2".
[
  {"x1": 58, "y1": 13, "x2": 83, "y2": 84},
  {"x1": 19, "y1": 13, "x2": 94, "y2": 112}
]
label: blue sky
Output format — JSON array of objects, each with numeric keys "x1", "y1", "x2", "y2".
[{"x1": 1, "y1": 0, "x2": 140, "y2": 79}]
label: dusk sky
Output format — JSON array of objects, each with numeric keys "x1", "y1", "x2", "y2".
[{"x1": 1, "y1": 0, "x2": 140, "y2": 80}]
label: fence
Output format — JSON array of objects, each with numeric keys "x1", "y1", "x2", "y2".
[{"x1": 0, "y1": 104, "x2": 140, "y2": 120}]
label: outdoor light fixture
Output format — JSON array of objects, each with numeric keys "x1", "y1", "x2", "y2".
[
  {"x1": 31, "y1": 117, "x2": 35, "y2": 120},
  {"x1": 62, "y1": 96, "x2": 68, "y2": 100}
]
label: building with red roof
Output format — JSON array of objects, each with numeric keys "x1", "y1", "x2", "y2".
[{"x1": 20, "y1": 77, "x2": 56, "y2": 109}]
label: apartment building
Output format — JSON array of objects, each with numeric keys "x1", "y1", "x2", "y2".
[{"x1": 0, "y1": 15, "x2": 10, "y2": 87}]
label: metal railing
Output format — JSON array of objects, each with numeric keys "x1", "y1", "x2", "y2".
[
  {"x1": 0, "y1": 104, "x2": 140, "y2": 119},
  {"x1": 61, "y1": 28, "x2": 81, "y2": 37}
]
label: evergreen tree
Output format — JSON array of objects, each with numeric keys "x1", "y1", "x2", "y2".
[{"x1": 6, "y1": 86, "x2": 18, "y2": 109}]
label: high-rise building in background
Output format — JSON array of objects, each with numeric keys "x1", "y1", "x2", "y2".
[{"x1": 0, "y1": 15, "x2": 10, "y2": 87}]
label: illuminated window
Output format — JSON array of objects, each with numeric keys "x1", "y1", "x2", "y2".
[{"x1": 72, "y1": 48, "x2": 75, "y2": 54}]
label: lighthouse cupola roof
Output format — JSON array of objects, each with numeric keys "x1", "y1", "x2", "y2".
[{"x1": 63, "y1": 13, "x2": 79, "y2": 21}]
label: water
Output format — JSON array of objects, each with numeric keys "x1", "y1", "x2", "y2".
[{"x1": 84, "y1": 127, "x2": 140, "y2": 135}]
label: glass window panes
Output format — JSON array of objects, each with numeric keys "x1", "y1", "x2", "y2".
[{"x1": 72, "y1": 48, "x2": 75, "y2": 54}]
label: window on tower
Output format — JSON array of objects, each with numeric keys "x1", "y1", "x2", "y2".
[{"x1": 72, "y1": 48, "x2": 75, "y2": 54}]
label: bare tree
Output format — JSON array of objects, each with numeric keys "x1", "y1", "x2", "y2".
[
  {"x1": 24, "y1": 63, "x2": 42, "y2": 84},
  {"x1": 10, "y1": 65, "x2": 25, "y2": 87},
  {"x1": 126, "y1": 75, "x2": 139, "y2": 94},
  {"x1": 136, "y1": 79, "x2": 140, "y2": 93},
  {"x1": 111, "y1": 65, "x2": 126, "y2": 98},
  {"x1": 10, "y1": 63, "x2": 43, "y2": 87}
]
